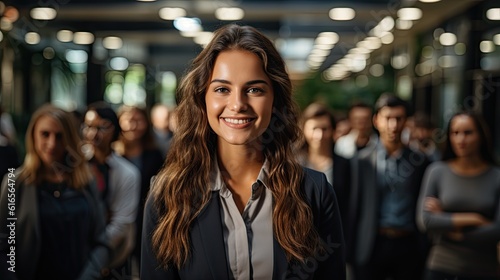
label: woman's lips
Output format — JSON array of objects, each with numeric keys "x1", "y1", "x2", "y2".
[{"x1": 221, "y1": 117, "x2": 255, "y2": 128}]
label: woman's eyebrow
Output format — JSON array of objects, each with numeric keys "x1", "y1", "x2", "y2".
[{"x1": 209, "y1": 79, "x2": 269, "y2": 85}]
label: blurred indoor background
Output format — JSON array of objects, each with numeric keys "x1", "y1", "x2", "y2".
[{"x1": 0, "y1": 0, "x2": 499, "y2": 161}]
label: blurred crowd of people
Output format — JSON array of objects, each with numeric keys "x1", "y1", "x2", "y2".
[
  {"x1": 0, "y1": 60, "x2": 499, "y2": 280},
  {"x1": 0, "y1": 102, "x2": 175, "y2": 279},
  {"x1": 1, "y1": 91, "x2": 498, "y2": 279},
  {"x1": 1, "y1": 88, "x2": 500, "y2": 280},
  {"x1": 298, "y1": 94, "x2": 500, "y2": 280},
  {"x1": 0, "y1": 16, "x2": 497, "y2": 279}
]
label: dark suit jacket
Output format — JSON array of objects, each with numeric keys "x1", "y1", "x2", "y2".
[
  {"x1": 0, "y1": 169, "x2": 109, "y2": 280},
  {"x1": 141, "y1": 168, "x2": 346, "y2": 279},
  {"x1": 351, "y1": 144, "x2": 430, "y2": 266},
  {"x1": 330, "y1": 153, "x2": 355, "y2": 263},
  {"x1": 132, "y1": 148, "x2": 164, "y2": 259}
]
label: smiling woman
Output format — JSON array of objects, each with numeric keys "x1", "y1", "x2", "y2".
[
  {"x1": 141, "y1": 24, "x2": 346, "y2": 280},
  {"x1": 205, "y1": 49, "x2": 274, "y2": 148}
]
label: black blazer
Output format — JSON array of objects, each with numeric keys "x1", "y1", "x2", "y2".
[
  {"x1": 133, "y1": 149, "x2": 164, "y2": 245},
  {"x1": 141, "y1": 168, "x2": 346, "y2": 279}
]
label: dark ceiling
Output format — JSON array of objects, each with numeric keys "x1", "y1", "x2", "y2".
[{"x1": 3, "y1": 0, "x2": 482, "y2": 79}]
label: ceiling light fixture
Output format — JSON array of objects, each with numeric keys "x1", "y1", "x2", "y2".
[
  {"x1": 103, "y1": 36, "x2": 123, "y2": 50},
  {"x1": 486, "y1": 8, "x2": 500, "y2": 20},
  {"x1": 493, "y1": 34, "x2": 500, "y2": 45},
  {"x1": 110, "y1": 57, "x2": 129, "y2": 71},
  {"x1": 329, "y1": 8, "x2": 355, "y2": 21},
  {"x1": 439, "y1": 32, "x2": 457, "y2": 46},
  {"x1": 379, "y1": 16, "x2": 395, "y2": 31},
  {"x1": 30, "y1": 7, "x2": 57, "y2": 20},
  {"x1": 174, "y1": 17, "x2": 202, "y2": 32},
  {"x1": 73, "y1": 32, "x2": 95, "y2": 45},
  {"x1": 480, "y1": 40, "x2": 495, "y2": 53},
  {"x1": 316, "y1": 32, "x2": 339, "y2": 45},
  {"x1": 66, "y1": 50, "x2": 88, "y2": 64},
  {"x1": 380, "y1": 32, "x2": 394, "y2": 44},
  {"x1": 57, "y1": 30, "x2": 73, "y2": 42},
  {"x1": 25, "y1": 32, "x2": 40, "y2": 45},
  {"x1": 397, "y1": 7, "x2": 422, "y2": 21},
  {"x1": 215, "y1": 7, "x2": 245, "y2": 21},
  {"x1": 159, "y1": 7, "x2": 186, "y2": 20}
]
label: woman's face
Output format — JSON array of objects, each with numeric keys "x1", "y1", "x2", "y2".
[
  {"x1": 34, "y1": 115, "x2": 66, "y2": 167},
  {"x1": 303, "y1": 116, "x2": 334, "y2": 149},
  {"x1": 120, "y1": 109, "x2": 148, "y2": 142},
  {"x1": 449, "y1": 115, "x2": 481, "y2": 158},
  {"x1": 205, "y1": 49, "x2": 274, "y2": 147}
]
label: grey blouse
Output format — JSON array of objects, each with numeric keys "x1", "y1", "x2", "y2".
[
  {"x1": 417, "y1": 161, "x2": 500, "y2": 277},
  {"x1": 210, "y1": 159, "x2": 274, "y2": 280}
]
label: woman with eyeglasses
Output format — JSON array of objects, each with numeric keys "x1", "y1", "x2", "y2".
[
  {"x1": 81, "y1": 102, "x2": 140, "y2": 279},
  {"x1": 113, "y1": 105, "x2": 164, "y2": 273}
]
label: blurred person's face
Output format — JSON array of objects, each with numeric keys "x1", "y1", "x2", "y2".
[
  {"x1": 205, "y1": 49, "x2": 274, "y2": 147},
  {"x1": 374, "y1": 106, "x2": 406, "y2": 145},
  {"x1": 413, "y1": 126, "x2": 433, "y2": 147},
  {"x1": 333, "y1": 119, "x2": 350, "y2": 142},
  {"x1": 449, "y1": 115, "x2": 481, "y2": 158},
  {"x1": 168, "y1": 111, "x2": 177, "y2": 133},
  {"x1": 120, "y1": 110, "x2": 147, "y2": 142},
  {"x1": 304, "y1": 116, "x2": 334, "y2": 149},
  {"x1": 349, "y1": 107, "x2": 372, "y2": 135},
  {"x1": 34, "y1": 115, "x2": 66, "y2": 167},
  {"x1": 82, "y1": 110, "x2": 115, "y2": 152},
  {"x1": 151, "y1": 106, "x2": 169, "y2": 131}
]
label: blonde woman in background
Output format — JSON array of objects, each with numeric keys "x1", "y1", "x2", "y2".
[{"x1": 0, "y1": 104, "x2": 109, "y2": 280}]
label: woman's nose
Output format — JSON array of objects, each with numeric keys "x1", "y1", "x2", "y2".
[
  {"x1": 46, "y1": 134, "x2": 57, "y2": 149},
  {"x1": 228, "y1": 92, "x2": 248, "y2": 112}
]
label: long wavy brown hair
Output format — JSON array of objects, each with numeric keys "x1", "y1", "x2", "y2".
[
  {"x1": 151, "y1": 24, "x2": 322, "y2": 268},
  {"x1": 20, "y1": 104, "x2": 92, "y2": 189}
]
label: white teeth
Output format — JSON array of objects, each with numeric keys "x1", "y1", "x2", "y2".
[{"x1": 224, "y1": 118, "x2": 252, "y2": 124}]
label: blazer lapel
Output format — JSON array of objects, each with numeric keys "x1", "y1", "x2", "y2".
[{"x1": 196, "y1": 191, "x2": 230, "y2": 279}]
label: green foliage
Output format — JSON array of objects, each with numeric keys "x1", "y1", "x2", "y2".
[{"x1": 293, "y1": 68, "x2": 395, "y2": 115}]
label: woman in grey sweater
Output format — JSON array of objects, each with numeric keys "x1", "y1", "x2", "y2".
[{"x1": 417, "y1": 111, "x2": 500, "y2": 279}]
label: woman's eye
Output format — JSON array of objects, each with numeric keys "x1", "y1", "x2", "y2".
[
  {"x1": 464, "y1": 130, "x2": 473, "y2": 135},
  {"x1": 248, "y1": 87, "x2": 263, "y2": 94},
  {"x1": 214, "y1": 87, "x2": 229, "y2": 93}
]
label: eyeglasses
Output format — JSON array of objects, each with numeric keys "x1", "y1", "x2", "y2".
[{"x1": 81, "y1": 123, "x2": 113, "y2": 134}]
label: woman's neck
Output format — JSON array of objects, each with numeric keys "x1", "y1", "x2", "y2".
[
  {"x1": 307, "y1": 143, "x2": 332, "y2": 158},
  {"x1": 216, "y1": 142, "x2": 265, "y2": 214},
  {"x1": 449, "y1": 155, "x2": 489, "y2": 176},
  {"x1": 307, "y1": 145, "x2": 333, "y2": 171},
  {"x1": 41, "y1": 165, "x2": 67, "y2": 183},
  {"x1": 217, "y1": 142, "x2": 264, "y2": 186}
]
